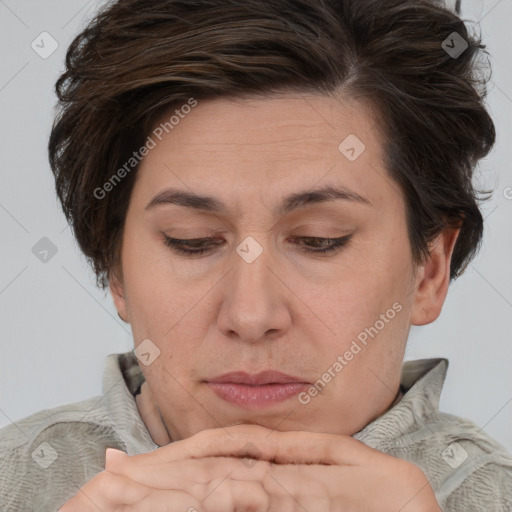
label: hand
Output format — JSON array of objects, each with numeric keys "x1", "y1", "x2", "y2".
[
  {"x1": 103, "y1": 424, "x2": 442, "y2": 512},
  {"x1": 58, "y1": 456, "x2": 276, "y2": 511}
]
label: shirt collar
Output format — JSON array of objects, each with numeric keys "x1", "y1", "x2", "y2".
[
  {"x1": 102, "y1": 352, "x2": 158, "y2": 455},
  {"x1": 353, "y1": 358, "x2": 449, "y2": 448}
]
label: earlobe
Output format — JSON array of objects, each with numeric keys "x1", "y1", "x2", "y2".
[
  {"x1": 109, "y1": 269, "x2": 129, "y2": 323},
  {"x1": 410, "y1": 227, "x2": 461, "y2": 326}
]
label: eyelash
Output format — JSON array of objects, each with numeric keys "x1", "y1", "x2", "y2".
[{"x1": 162, "y1": 235, "x2": 352, "y2": 256}]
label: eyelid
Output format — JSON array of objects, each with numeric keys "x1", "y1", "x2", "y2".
[{"x1": 162, "y1": 233, "x2": 353, "y2": 257}]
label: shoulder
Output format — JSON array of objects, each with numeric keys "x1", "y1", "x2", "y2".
[
  {"x1": 0, "y1": 397, "x2": 125, "y2": 511},
  {"x1": 443, "y1": 460, "x2": 512, "y2": 512},
  {"x1": 367, "y1": 357, "x2": 512, "y2": 509},
  {"x1": 403, "y1": 410, "x2": 512, "y2": 511},
  {"x1": 432, "y1": 411, "x2": 512, "y2": 511}
]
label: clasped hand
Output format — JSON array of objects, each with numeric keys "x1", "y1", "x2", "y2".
[{"x1": 60, "y1": 424, "x2": 442, "y2": 511}]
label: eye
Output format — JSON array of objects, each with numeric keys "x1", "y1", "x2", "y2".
[
  {"x1": 288, "y1": 235, "x2": 352, "y2": 254},
  {"x1": 162, "y1": 236, "x2": 223, "y2": 256},
  {"x1": 162, "y1": 235, "x2": 352, "y2": 256}
]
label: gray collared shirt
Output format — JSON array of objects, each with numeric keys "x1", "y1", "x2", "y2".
[{"x1": 1, "y1": 353, "x2": 511, "y2": 511}]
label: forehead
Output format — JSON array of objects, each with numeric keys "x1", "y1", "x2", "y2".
[
  {"x1": 150, "y1": 92, "x2": 379, "y2": 154},
  {"x1": 133, "y1": 92, "x2": 395, "y2": 214}
]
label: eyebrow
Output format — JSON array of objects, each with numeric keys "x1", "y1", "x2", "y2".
[{"x1": 145, "y1": 184, "x2": 372, "y2": 217}]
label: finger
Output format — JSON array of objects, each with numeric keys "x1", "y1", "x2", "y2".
[
  {"x1": 261, "y1": 465, "x2": 334, "y2": 511},
  {"x1": 262, "y1": 461, "x2": 436, "y2": 512},
  {"x1": 107, "y1": 452, "x2": 271, "y2": 491},
  {"x1": 200, "y1": 478, "x2": 270, "y2": 512},
  {"x1": 132, "y1": 488, "x2": 203, "y2": 512},
  {"x1": 105, "y1": 455, "x2": 272, "y2": 512},
  {"x1": 216, "y1": 468, "x2": 332, "y2": 512},
  {"x1": 112, "y1": 424, "x2": 377, "y2": 471},
  {"x1": 59, "y1": 470, "x2": 151, "y2": 511}
]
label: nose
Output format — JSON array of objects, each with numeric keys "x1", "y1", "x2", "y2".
[{"x1": 216, "y1": 237, "x2": 292, "y2": 343}]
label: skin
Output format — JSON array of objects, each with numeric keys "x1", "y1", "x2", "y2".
[
  {"x1": 62, "y1": 424, "x2": 443, "y2": 511},
  {"x1": 61, "y1": 92, "x2": 459, "y2": 510}
]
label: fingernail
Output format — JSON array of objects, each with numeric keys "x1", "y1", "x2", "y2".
[{"x1": 106, "y1": 447, "x2": 127, "y2": 460}]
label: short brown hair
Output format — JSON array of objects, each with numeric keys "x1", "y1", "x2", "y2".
[{"x1": 48, "y1": 0, "x2": 495, "y2": 290}]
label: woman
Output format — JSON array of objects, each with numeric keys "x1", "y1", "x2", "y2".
[{"x1": 1, "y1": 0, "x2": 511, "y2": 510}]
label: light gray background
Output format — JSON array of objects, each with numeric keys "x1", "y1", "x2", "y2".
[{"x1": 0, "y1": 0, "x2": 511, "y2": 453}]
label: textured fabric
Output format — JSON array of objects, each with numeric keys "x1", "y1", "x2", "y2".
[{"x1": 0, "y1": 353, "x2": 511, "y2": 511}]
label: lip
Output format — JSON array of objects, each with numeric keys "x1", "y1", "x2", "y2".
[
  {"x1": 205, "y1": 371, "x2": 310, "y2": 409},
  {"x1": 207, "y1": 371, "x2": 307, "y2": 386}
]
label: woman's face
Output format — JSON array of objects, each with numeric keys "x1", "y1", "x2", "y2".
[{"x1": 111, "y1": 93, "x2": 433, "y2": 441}]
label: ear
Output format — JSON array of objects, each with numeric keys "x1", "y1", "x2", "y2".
[
  {"x1": 109, "y1": 267, "x2": 129, "y2": 323},
  {"x1": 410, "y1": 227, "x2": 461, "y2": 326}
]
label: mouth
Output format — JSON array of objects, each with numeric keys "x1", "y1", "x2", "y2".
[{"x1": 205, "y1": 371, "x2": 310, "y2": 410}]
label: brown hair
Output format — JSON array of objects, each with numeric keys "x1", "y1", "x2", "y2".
[{"x1": 48, "y1": 0, "x2": 495, "y2": 290}]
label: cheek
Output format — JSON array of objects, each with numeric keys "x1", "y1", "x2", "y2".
[
  {"x1": 328, "y1": 231, "x2": 414, "y2": 339},
  {"x1": 121, "y1": 232, "x2": 177, "y2": 335},
  {"x1": 122, "y1": 239, "x2": 212, "y2": 365}
]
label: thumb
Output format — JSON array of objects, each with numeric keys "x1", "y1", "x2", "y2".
[{"x1": 105, "y1": 447, "x2": 129, "y2": 473}]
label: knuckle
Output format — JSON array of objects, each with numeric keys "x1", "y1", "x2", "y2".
[
  {"x1": 94, "y1": 471, "x2": 113, "y2": 494},
  {"x1": 246, "y1": 480, "x2": 270, "y2": 511},
  {"x1": 203, "y1": 477, "x2": 231, "y2": 509},
  {"x1": 232, "y1": 479, "x2": 269, "y2": 512},
  {"x1": 184, "y1": 460, "x2": 210, "y2": 484},
  {"x1": 95, "y1": 470, "x2": 132, "y2": 500},
  {"x1": 192, "y1": 426, "x2": 218, "y2": 443},
  {"x1": 398, "y1": 459, "x2": 428, "y2": 484}
]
